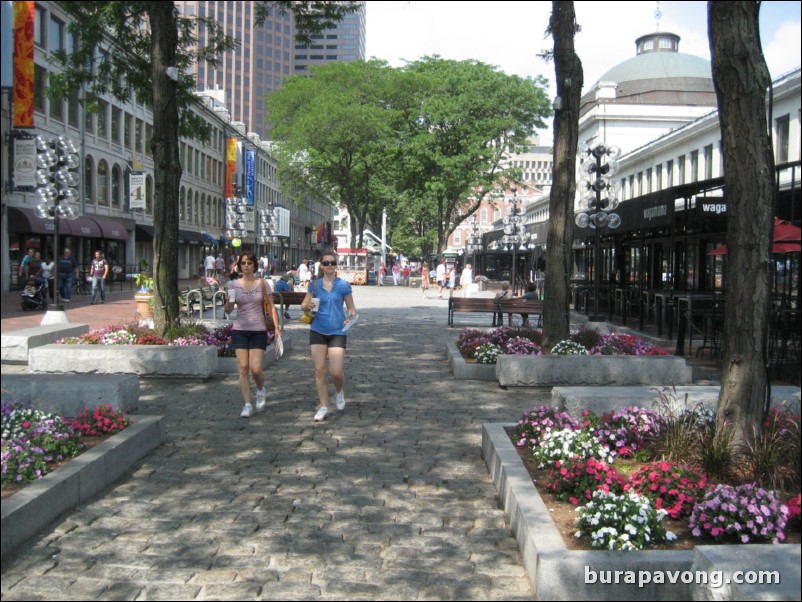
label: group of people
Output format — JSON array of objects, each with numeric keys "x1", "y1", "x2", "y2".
[
  {"x1": 225, "y1": 250, "x2": 357, "y2": 423},
  {"x1": 18, "y1": 246, "x2": 111, "y2": 305}
]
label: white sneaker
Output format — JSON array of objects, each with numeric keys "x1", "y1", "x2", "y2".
[
  {"x1": 240, "y1": 403, "x2": 253, "y2": 418},
  {"x1": 335, "y1": 390, "x2": 346, "y2": 411},
  {"x1": 255, "y1": 389, "x2": 267, "y2": 411},
  {"x1": 314, "y1": 406, "x2": 329, "y2": 422}
]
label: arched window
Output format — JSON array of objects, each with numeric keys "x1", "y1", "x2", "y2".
[
  {"x1": 186, "y1": 188, "x2": 193, "y2": 223},
  {"x1": 84, "y1": 155, "x2": 94, "y2": 204},
  {"x1": 200, "y1": 193, "x2": 206, "y2": 226},
  {"x1": 97, "y1": 160, "x2": 109, "y2": 206},
  {"x1": 206, "y1": 197, "x2": 212, "y2": 227},
  {"x1": 194, "y1": 192, "x2": 199, "y2": 225},
  {"x1": 179, "y1": 187, "x2": 186, "y2": 222},
  {"x1": 111, "y1": 164, "x2": 122, "y2": 207}
]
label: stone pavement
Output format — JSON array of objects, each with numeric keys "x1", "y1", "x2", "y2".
[{"x1": 1, "y1": 285, "x2": 543, "y2": 600}]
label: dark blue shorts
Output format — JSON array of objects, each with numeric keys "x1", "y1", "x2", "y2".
[
  {"x1": 309, "y1": 330, "x2": 347, "y2": 349},
  {"x1": 231, "y1": 329, "x2": 268, "y2": 350}
]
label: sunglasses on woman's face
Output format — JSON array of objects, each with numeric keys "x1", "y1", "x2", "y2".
[
  {"x1": 320, "y1": 261, "x2": 337, "y2": 267},
  {"x1": 240, "y1": 260, "x2": 255, "y2": 265}
]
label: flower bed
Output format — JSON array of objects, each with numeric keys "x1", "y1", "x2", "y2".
[
  {"x1": 1, "y1": 401, "x2": 130, "y2": 487},
  {"x1": 511, "y1": 404, "x2": 800, "y2": 550}
]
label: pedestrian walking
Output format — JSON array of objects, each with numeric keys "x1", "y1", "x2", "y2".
[
  {"x1": 204, "y1": 252, "x2": 216, "y2": 277},
  {"x1": 300, "y1": 250, "x2": 357, "y2": 422},
  {"x1": 223, "y1": 250, "x2": 281, "y2": 418},
  {"x1": 391, "y1": 262, "x2": 401, "y2": 286},
  {"x1": 436, "y1": 258, "x2": 447, "y2": 298},
  {"x1": 447, "y1": 264, "x2": 457, "y2": 298},
  {"x1": 420, "y1": 261, "x2": 430, "y2": 298},
  {"x1": 90, "y1": 250, "x2": 109, "y2": 304},
  {"x1": 40, "y1": 254, "x2": 55, "y2": 301},
  {"x1": 377, "y1": 264, "x2": 386, "y2": 286},
  {"x1": 461, "y1": 263, "x2": 473, "y2": 298},
  {"x1": 58, "y1": 248, "x2": 78, "y2": 302}
]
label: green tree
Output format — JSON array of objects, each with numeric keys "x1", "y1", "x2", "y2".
[
  {"x1": 266, "y1": 60, "x2": 406, "y2": 249},
  {"x1": 399, "y1": 57, "x2": 552, "y2": 254},
  {"x1": 542, "y1": 1, "x2": 583, "y2": 349},
  {"x1": 708, "y1": 1, "x2": 775, "y2": 447},
  {"x1": 49, "y1": 1, "x2": 358, "y2": 329}
]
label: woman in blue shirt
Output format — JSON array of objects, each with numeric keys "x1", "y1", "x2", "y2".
[{"x1": 301, "y1": 251, "x2": 357, "y2": 422}]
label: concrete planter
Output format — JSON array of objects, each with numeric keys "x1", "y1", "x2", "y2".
[
  {"x1": 482, "y1": 423, "x2": 801, "y2": 600},
  {"x1": 496, "y1": 354, "x2": 692, "y2": 387},
  {"x1": 446, "y1": 341, "x2": 496, "y2": 380},
  {"x1": 1, "y1": 415, "x2": 165, "y2": 561},
  {"x1": 29, "y1": 344, "x2": 218, "y2": 379}
]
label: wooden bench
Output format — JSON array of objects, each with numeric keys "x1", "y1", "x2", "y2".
[
  {"x1": 448, "y1": 297, "x2": 503, "y2": 326},
  {"x1": 497, "y1": 298, "x2": 544, "y2": 328}
]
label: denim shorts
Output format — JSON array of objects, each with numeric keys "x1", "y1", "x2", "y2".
[
  {"x1": 231, "y1": 329, "x2": 268, "y2": 350},
  {"x1": 309, "y1": 330, "x2": 347, "y2": 349}
]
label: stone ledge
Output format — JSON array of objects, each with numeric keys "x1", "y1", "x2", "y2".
[
  {"x1": 552, "y1": 385, "x2": 801, "y2": 417},
  {"x1": 481, "y1": 422, "x2": 801, "y2": 600},
  {"x1": 446, "y1": 341, "x2": 496, "y2": 380},
  {"x1": 1, "y1": 324, "x2": 89, "y2": 364},
  {"x1": 1, "y1": 415, "x2": 165, "y2": 562},
  {"x1": 0, "y1": 374, "x2": 140, "y2": 416},
  {"x1": 496, "y1": 354, "x2": 692, "y2": 387},
  {"x1": 29, "y1": 344, "x2": 218, "y2": 379}
]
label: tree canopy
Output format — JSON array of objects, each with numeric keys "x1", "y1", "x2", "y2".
[{"x1": 266, "y1": 56, "x2": 552, "y2": 257}]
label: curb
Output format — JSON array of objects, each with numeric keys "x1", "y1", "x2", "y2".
[{"x1": 1, "y1": 415, "x2": 165, "y2": 563}]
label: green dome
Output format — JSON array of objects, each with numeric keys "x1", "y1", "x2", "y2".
[{"x1": 597, "y1": 51, "x2": 712, "y2": 86}]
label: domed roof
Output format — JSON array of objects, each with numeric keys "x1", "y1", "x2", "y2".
[
  {"x1": 582, "y1": 32, "x2": 715, "y2": 109},
  {"x1": 597, "y1": 50, "x2": 712, "y2": 85}
]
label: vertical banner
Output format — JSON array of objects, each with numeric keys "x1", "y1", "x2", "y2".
[
  {"x1": 13, "y1": 1, "x2": 34, "y2": 128},
  {"x1": 226, "y1": 137, "x2": 238, "y2": 197},
  {"x1": 129, "y1": 171, "x2": 146, "y2": 209},
  {"x1": 12, "y1": 135, "x2": 37, "y2": 188},
  {"x1": 245, "y1": 148, "x2": 256, "y2": 205}
]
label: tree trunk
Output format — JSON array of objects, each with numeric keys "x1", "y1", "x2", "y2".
[
  {"x1": 149, "y1": 2, "x2": 181, "y2": 330},
  {"x1": 709, "y1": 1, "x2": 774, "y2": 446},
  {"x1": 543, "y1": 1, "x2": 582, "y2": 350}
]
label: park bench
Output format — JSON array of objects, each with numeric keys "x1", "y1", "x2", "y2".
[
  {"x1": 497, "y1": 298, "x2": 544, "y2": 328},
  {"x1": 448, "y1": 297, "x2": 502, "y2": 326}
]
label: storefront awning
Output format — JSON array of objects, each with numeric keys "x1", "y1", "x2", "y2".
[
  {"x1": 7, "y1": 206, "x2": 103, "y2": 238},
  {"x1": 90, "y1": 216, "x2": 129, "y2": 240},
  {"x1": 135, "y1": 224, "x2": 154, "y2": 242},
  {"x1": 178, "y1": 229, "x2": 206, "y2": 244}
]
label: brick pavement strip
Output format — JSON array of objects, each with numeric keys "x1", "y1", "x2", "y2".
[{"x1": 1, "y1": 290, "x2": 539, "y2": 600}]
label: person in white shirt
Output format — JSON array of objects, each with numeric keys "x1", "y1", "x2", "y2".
[
  {"x1": 204, "y1": 253, "x2": 216, "y2": 277},
  {"x1": 435, "y1": 258, "x2": 447, "y2": 299},
  {"x1": 298, "y1": 259, "x2": 311, "y2": 288},
  {"x1": 461, "y1": 263, "x2": 473, "y2": 298},
  {"x1": 313, "y1": 259, "x2": 321, "y2": 279}
]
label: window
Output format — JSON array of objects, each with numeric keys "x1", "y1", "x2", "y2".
[
  {"x1": 111, "y1": 108, "x2": 121, "y2": 144},
  {"x1": 34, "y1": 6, "x2": 46, "y2": 48},
  {"x1": 666, "y1": 160, "x2": 673, "y2": 187},
  {"x1": 146, "y1": 176, "x2": 153, "y2": 214},
  {"x1": 135, "y1": 119, "x2": 143, "y2": 153},
  {"x1": 97, "y1": 101, "x2": 108, "y2": 138},
  {"x1": 111, "y1": 165, "x2": 122, "y2": 207},
  {"x1": 84, "y1": 156, "x2": 94, "y2": 202},
  {"x1": 454, "y1": 231, "x2": 461, "y2": 245},
  {"x1": 49, "y1": 16, "x2": 64, "y2": 52},
  {"x1": 85, "y1": 104, "x2": 94, "y2": 133},
  {"x1": 677, "y1": 155, "x2": 686, "y2": 184},
  {"x1": 704, "y1": 145, "x2": 713, "y2": 179},
  {"x1": 690, "y1": 150, "x2": 699, "y2": 182},
  {"x1": 124, "y1": 113, "x2": 131, "y2": 149},
  {"x1": 646, "y1": 168, "x2": 653, "y2": 193},
  {"x1": 180, "y1": 188, "x2": 186, "y2": 221},
  {"x1": 34, "y1": 65, "x2": 46, "y2": 113},
  {"x1": 97, "y1": 160, "x2": 109, "y2": 206},
  {"x1": 145, "y1": 125, "x2": 152, "y2": 156},
  {"x1": 776, "y1": 115, "x2": 790, "y2": 164},
  {"x1": 68, "y1": 88, "x2": 80, "y2": 127},
  {"x1": 187, "y1": 189, "x2": 193, "y2": 222}
]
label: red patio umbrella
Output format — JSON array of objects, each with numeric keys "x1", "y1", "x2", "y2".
[{"x1": 708, "y1": 218, "x2": 802, "y2": 255}]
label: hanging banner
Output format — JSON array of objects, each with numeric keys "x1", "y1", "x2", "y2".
[
  {"x1": 129, "y1": 171, "x2": 146, "y2": 209},
  {"x1": 13, "y1": 135, "x2": 37, "y2": 188},
  {"x1": 226, "y1": 137, "x2": 238, "y2": 198},
  {"x1": 245, "y1": 148, "x2": 256, "y2": 205},
  {"x1": 13, "y1": 1, "x2": 34, "y2": 128}
]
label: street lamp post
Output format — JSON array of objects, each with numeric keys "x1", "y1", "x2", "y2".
[
  {"x1": 35, "y1": 135, "x2": 81, "y2": 325},
  {"x1": 466, "y1": 216, "x2": 482, "y2": 270},
  {"x1": 502, "y1": 186, "x2": 528, "y2": 295},
  {"x1": 575, "y1": 142, "x2": 622, "y2": 321}
]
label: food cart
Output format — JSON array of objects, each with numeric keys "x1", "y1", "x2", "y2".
[{"x1": 336, "y1": 248, "x2": 371, "y2": 285}]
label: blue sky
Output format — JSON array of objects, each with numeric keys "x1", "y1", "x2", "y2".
[{"x1": 366, "y1": 1, "x2": 801, "y2": 143}]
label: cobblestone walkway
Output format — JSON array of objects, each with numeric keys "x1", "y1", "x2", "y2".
[{"x1": 2, "y1": 287, "x2": 545, "y2": 600}]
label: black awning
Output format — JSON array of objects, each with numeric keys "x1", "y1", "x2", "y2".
[
  {"x1": 178, "y1": 229, "x2": 207, "y2": 245},
  {"x1": 135, "y1": 224, "x2": 154, "y2": 242},
  {"x1": 90, "y1": 216, "x2": 129, "y2": 240}
]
